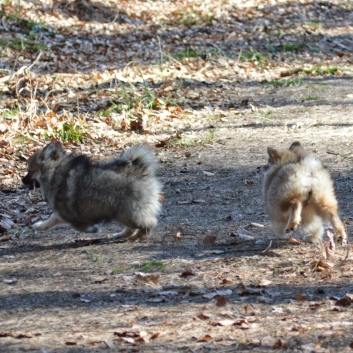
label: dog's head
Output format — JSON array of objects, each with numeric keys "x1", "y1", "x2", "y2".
[{"x1": 22, "y1": 141, "x2": 65, "y2": 189}]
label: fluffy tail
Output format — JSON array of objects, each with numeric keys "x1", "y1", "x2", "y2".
[{"x1": 105, "y1": 145, "x2": 157, "y2": 179}]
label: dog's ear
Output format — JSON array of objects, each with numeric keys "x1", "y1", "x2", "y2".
[
  {"x1": 289, "y1": 141, "x2": 302, "y2": 150},
  {"x1": 41, "y1": 141, "x2": 64, "y2": 161},
  {"x1": 267, "y1": 147, "x2": 279, "y2": 164}
]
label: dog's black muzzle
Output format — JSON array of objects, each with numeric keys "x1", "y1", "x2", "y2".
[{"x1": 22, "y1": 171, "x2": 40, "y2": 189}]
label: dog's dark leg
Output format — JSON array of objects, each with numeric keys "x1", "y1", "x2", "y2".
[
  {"x1": 71, "y1": 223, "x2": 99, "y2": 233},
  {"x1": 32, "y1": 213, "x2": 68, "y2": 231}
]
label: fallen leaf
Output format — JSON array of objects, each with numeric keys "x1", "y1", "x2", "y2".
[
  {"x1": 259, "y1": 279, "x2": 272, "y2": 286},
  {"x1": 202, "y1": 250, "x2": 224, "y2": 255},
  {"x1": 158, "y1": 291, "x2": 178, "y2": 296},
  {"x1": 180, "y1": 270, "x2": 195, "y2": 277},
  {"x1": 237, "y1": 233, "x2": 254, "y2": 241},
  {"x1": 272, "y1": 339, "x2": 287, "y2": 349},
  {"x1": 335, "y1": 296, "x2": 351, "y2": 307},
  {"x1": 287, "y1": 237, "x2": 301, "y2": 244},
  {"x1": 203, "y1": 235, "x2": 216, "y2": 245},
  {"x1": 0, "y1": 234, "x2": 10, "y2": 242},
  {"x1": 216, "y1": 296, "x2": 227, "y2": 307},
  {"x1": 203, "y1": 171, "x2": 215, "y2": 176},
  {"x1": 295, "y1": 294, "x2": 307, "y2": 301},
  {"x1": 197, "y1": 313, "x2": 210, "y2": 320},
  {"x1": 150, "y1": 332, "x2": 162, "y2": 339},
  {"x1": 3, "y1": 278, "x2": 17, "y2": 284},
  {"x1": 150, "y1": 274, "x2": 160, "y2": 284},
  {"x1": 192, "y1": 199, "x2": 205, "y2": 204},
  {"x1": 198, "y1": 334, "x2": 212, "y2": 342},
  {"x1": 0, "y1": 332, "x2": 41, "y2": 338},
  {"x1": 216, "y1": 319, "x2": 234, "y2": 326}
]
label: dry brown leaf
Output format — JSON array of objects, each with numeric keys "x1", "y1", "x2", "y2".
[
  {"x1": 216, "y1": 319, "x2": 234, "y2": 326},
  {"x1": 295, "y1": 294, "x2": 307, "y2": 301},
  {"x1": 0, "y1": 331, "x2": 40, "y2": 338},
  {"x1": 180, "y1": 270, "x2": 195, "y2": 277},
  {"x1": 198, "y1": 335, "x2": 212, "y2": 342},
  {"x1": 203, "y1": 235, "x2": 216, "y2": 245},
  {"x1": 287, "y1": 237, "x2": 301, "y2": 244},
  {"x1": 197, "y1": 313, "x2": 210, "y2": 320},
  {"x1": 272, "y1": 339, "x2": 287, "y2": 349},
  {"x1": 216, "y1": 296, "x2": 227, "y2": 307},
  {"x1": 150, "y1": 274, "x2": 160, "y2": 284},
  {"x1": 335, "y1": 296, "x2": 351, "y2": 307},
  {"x1": 0, "y1": 234, "x2": 10, "y2": 242},
  {"x1": 65, "y1": 342, "x2": 77, "y2": 346},
  {"x1": 150, "y1": 332, "x2": 162, "y2": 339}
]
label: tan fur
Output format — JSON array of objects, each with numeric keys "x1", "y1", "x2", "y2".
[
  {"x1": 263, "y1": 142, "x2": 346, "y2": 244},
  {"x1": 22, "y1": 142, "x2": 162, "y2": 241}
]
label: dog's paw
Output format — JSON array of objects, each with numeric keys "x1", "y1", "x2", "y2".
[
  {"x1": 32, "y1": 221, "x2": 46, "y2": 231},
  {"x1": 336, "y1": 233, "x2": 347, "y2": 246},
  {"x1": 286, "y1": 221, "x2": 299, "y2": 233}
]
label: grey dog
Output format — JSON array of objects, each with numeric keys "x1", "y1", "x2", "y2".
[{"x1": 22, "y1": 141, "x2": 162, "y2": 241}]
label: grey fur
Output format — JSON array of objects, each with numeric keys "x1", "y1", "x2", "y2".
[{"x1": 23, "y1": 142, "x2": 162, "y2": 241}]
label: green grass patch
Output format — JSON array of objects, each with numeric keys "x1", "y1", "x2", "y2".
[
  {"x1": 0, "y1": 10, "x2": 46, "y2": 34},
  {"x1": 279, "y1": 43, "x2": 307, "y2": 52},
  {"x1": 177, "y1": 10, "x2": 213, "y2": 26},
  {"x1": 140, "y1": 260, "x2": 164, "y2": 272},
  {"x1": 240, "y1": 51, "x2": 268, "y2": 62},
  {"x1": 57, "y1": 122, "x2": 85, "y2": 143},
  {"x1": 269, "y1": 78, "x2": 304, "y2": 88},
  {"x1": 112, "y1": 266, "x2": 124, "y2": 274},
  {"x1": 0, "y1": 38, "x2": 47, "y2": 52},
  {"x1": 304, "y1": 65, "x2": 339, "y2": 75},
  {"x1": 2, "y1": 107, "x2": 20, "y2": 120},
  {"x1": 305, "y1": 95, "x2": 319, "y2": 101},
  {"x1": 307, "y1": 21, "x2": 324, "y2": 31}
]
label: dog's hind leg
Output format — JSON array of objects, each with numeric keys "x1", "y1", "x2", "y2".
[
  {"x1": 32, "y1": 212, "x2": 68, "y2": 231},
  {"x1": 71, "y1": 223, "x2": 99, "y2": 233},
  {"x1": 128, "y1": 228, "x2": 150, "y2": 242},
  {"x1": 286, "y1": 201, "x2": 303, "y2": 233},
  {"x1": 328, "y1": 212, "x2": 347, "y2": 245},
  {"x1": 110, "y1": 227, "x2": 137, "y2": 240},
  {"x1": 316, "y1": 199, "x2": 347, "y2": 245}
]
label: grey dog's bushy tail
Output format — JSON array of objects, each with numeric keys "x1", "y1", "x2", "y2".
[{"x1": 106, "y1": 145, "x2": 157, "y2": 179}]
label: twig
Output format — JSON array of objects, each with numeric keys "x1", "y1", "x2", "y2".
[{"x1": 262, "y1": 240, "x2": 272, "y2": 253}]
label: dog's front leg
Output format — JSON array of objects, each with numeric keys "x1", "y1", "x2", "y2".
[{"x1": 32, "y1": 213, "x2": 68, "y2": 231}]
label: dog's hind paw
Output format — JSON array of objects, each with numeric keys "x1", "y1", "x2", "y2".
[{"x1": 32, "y1": 221, "x2": 46, "y2": 231}]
